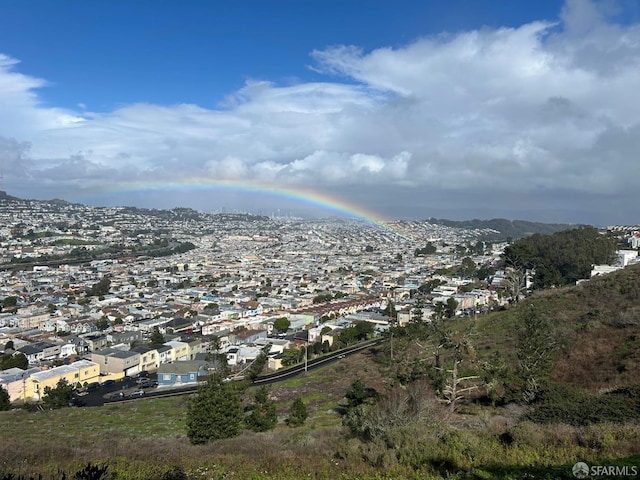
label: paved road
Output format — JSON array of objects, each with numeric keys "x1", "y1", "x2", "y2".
[
  {"x1": 73, "y1": 339, "x2": 384, "y2": 407},
  {"x1": 73, "y1": 373, "x2": 159, "y2": 407}
]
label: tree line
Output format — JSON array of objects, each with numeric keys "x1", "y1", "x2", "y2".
[{"x1": 502, "y1": 226, "x2": 617, "y2": 288}]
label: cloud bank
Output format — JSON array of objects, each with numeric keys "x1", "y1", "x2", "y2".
[{"x1": 1, "y1": 0, "x2": 639, "y2": 223}]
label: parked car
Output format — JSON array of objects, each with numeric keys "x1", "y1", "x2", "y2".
[
  {"x1": 109, "y1": 391, "x2": 125, "y2": 400},
  {"x1": 86, "y1": 382, "x2": 100, "y2": 391},
  {"x1": 102, "y1": 379, "x2": 115, "y2": 387},
  {"x1": 129, "y1": 390, "x2": 145, "y2": 397}
]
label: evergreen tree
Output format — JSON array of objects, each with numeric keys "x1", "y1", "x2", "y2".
[
  {"x1": 287, "y1": 397, "x2": 308, "y2": 427},
  {"x1": 87, "y1": 277, "x2": 111, "y2": 297},
  {"x1": 273, "y1": 317, "x2": 290, "y2": 334},
  {"x1": 345, "y1": 379, "x2": 378, "y2": 409},
  {"x1": 245, "y1": 386, "x2": 277, "y2": 432},
  {"x1": 502, "y1": 226, "x2": 617, "y2": 288},
  {"x1": 0, "y1": 352, "x2": 28, "y2": 370},
  {"x1": 516, "y1": 306, "x2": 564, "y2": 403},
  {"x1": 246, "y1": 344, "x2": 271, "y2": 382},
  {"x1": 186, "y1": 373, "x2": 243, "y2": 444},
  {"x1": 382, "y1": 300, "x2": 397, "y2": 319},
  {"x1": 42, "y1": 378, "x2": 74, "y2": 409},
  {"x1": 149, "y1": 327, "x2": 165, "y2": 346},
  {"x1": 0, "y1": 385, "x2": 11, "y2": 411}
]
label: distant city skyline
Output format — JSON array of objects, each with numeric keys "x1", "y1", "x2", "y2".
[{"x1": 1, "y1": 0, "x2": 640, "y2": 226}]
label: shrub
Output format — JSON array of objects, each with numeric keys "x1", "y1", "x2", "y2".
[{"x1": 526, "y1": 384, "x2": 640, "y2": 426}]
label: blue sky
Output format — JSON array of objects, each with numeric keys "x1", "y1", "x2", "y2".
[
  {"x1": 2, "y1": 1, "x2": 569, "y2": 110},
  {"x1": 1, "y1": 0, "x2": 640, "y2": 225}
]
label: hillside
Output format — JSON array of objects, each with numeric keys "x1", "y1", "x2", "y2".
[
  {"x1": 0, "y1": 190, "x2": 20, "y2": 201},
  {"x1": 1, "y1": 267, "x2": 640, "y2": 479},
  {"x1": 428, "y1": 218, "x2": 579, "y2": 241}
]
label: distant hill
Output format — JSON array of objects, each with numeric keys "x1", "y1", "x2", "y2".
[
  {"x1": 0, "y1": 190, "x2": 20, "y2": 201},
  {"x1": 428, "y1": 218, "x2": 579, "y2": 241}
]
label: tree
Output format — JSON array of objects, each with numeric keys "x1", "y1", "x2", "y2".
[
  {"x1": 475, "y1": 264, "x2": 496, "y2": 281},
  {"x1": 95, "y1": 317, "x2": 109, "y2": 331},
  {"x1": 337, "y1": 326, "x2": 358, "y2": 347},
  {"x1": 502, "y1": 226, "x2": 617, "y2": 288},
  {"x1": 343, "y1": 382, "x2": 432, "y2": 443},
  {"x1": 414, "y1": 243, "x2": 437, "y2": 256},
  {"x1": 459, "y1": 257, "x2": 477, "y2": 278},
  {"x1": 382, "y1": 300, "x2": 397, "y2": 319},
  {"x1": 439, "y1": 355, "x2": 480, "y2": 413},
  {"x1": 245, "y1": 344, "x2": 271, "y2": 381},
  {"x1": 186, "y1": 373, "x2": 243, "y2": 444},
  {"x1": 149, "y1": 327, "x2": 165, "y2": 346},
  {"x1": 245, "y1": 386, "x2": 277, "y2": 432},
  {"x1": 418, "y1": 279, "x2": 445, "y2": 294},
  {"x1": 502, "y1": 267, "x2": 526, "y2": 303},
  {"x1": 516, "y1": 305, "x2": 564, "y2": 403},
  {"x1": 3, "y1": 340, "x2": 14, "y2": 352},
  {"x1": 42, "y1": 378, "x2": 74, "y2": 409},
  {"x1": 273, "y1": 317, "x2": 290, "y2": 334},
  {"x1": 287, "y1": 397, "x2": 308, "y2": 427},
  {"x1": 1, "y1": 296, "x2": 17, "y2": 309},
  {"x1": 0, "y1": 353, "x2": 28, "y2": 370},
  {"x1": 87, "y1": 277, "x2": 111, "y2": 297},
  {"x1": 410, "y1": 299, "x2": 425, "y2": 323},
  {"x1": 354, "y1": 321, "x2": 375, "y2": 341},
  {"x1": 0, "y1": 385, "x2": 10, "y2": 411},
  {"x1": 281, "y1": 347, "x2": 303, "y2": 367},
  {"x1": 345, "y1": 379, "x2": 377, "y2": 409},
  {"x1": 445, "y1": 297, "x2": 458, "y2": 318}
]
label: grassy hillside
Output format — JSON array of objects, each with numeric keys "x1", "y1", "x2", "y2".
[
  {"x1": 465, "y1": 262, "x2": 640, "y2": 391},
  {"x1": 1, "y1": 265, "x2": 640, "y2": 479}
]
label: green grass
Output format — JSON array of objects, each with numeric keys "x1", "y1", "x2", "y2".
[{"x1": 5, "y1": 396, "x2": 188, "y2": 442}]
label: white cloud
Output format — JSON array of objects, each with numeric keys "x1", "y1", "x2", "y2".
[{"x1": 1, "y1": 0, "x2": 640, "y2": 223}]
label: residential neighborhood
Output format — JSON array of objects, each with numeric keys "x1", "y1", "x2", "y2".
[{"x1": 2, "y1": 195, "x2": 638, "y2": 405}]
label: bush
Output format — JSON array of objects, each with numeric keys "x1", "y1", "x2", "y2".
[
  {"x1": 287, "y1": 397, "x2": 308, "y2": 427},
  {"x1": 526, "y1": 384, "x2": 640, "y2": 426}
]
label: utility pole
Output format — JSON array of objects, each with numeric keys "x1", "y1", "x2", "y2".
[{"x1": 304, "y1": 339, "x2": 308, "y2": 373}]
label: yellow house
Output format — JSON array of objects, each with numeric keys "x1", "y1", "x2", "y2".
[
  {"x1": 0, "y1": 367, "x2": 41, "y2": 404},
  {"x1": 29, "y1": 360, "x2": 100, "y2": 401},
  {"x1": 131, "y1": 345, "x2": 160, "y2": 372},
  {"x1": 166, "y1": 341, "x2": 190, "y2": 362}
]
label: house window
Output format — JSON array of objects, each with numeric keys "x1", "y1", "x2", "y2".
[
  {"x1": 189, "y1": 373, "x2": 195, "y2": 380},
  {"x1": 74, "y1": 373, "x2": 79, "y2": 378},
  {"x1": 163, "y1": 374, "x2": 171, "y2": 381}
]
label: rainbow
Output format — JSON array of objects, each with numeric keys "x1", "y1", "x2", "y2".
[{"x1": 85, "y1": 178, "x2": 408, "y2": 237}]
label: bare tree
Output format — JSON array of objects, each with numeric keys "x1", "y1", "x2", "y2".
[
  {"x1": 439, "y1": 359, "x2": 480, "y2": 413},
  {"x1": 502, "y1": 267, "x2": 526, "y2": 303}
]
